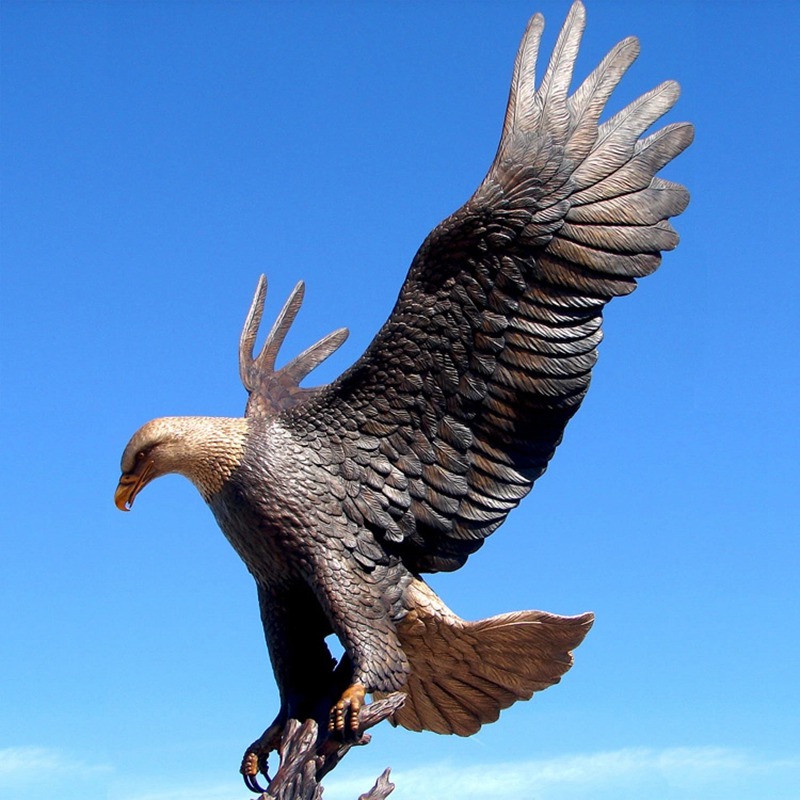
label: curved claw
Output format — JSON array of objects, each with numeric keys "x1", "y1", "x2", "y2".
[
  {"x1": 244, "y1": 774, "x2": 269, "y2": 795},
  {"x1": 243, "y1": 772, "x2": 269, "y2": 795},
  {"x1": 329, "y1": 682, "x2": 366, "y2": 739},
  {"x1": 241, "y1": 720, "x2": 284, "y2": 794},
  {"x1": 241, "y1": 750, "x2": 270, "y2": 794}
]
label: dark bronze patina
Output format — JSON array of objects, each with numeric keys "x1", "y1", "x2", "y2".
[{"x1": 117, "y1": 2, "x2": 692, "y2": 795}]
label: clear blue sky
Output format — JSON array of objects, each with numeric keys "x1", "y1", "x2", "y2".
[{"x1": 1, "y1": 2, "x2": 798, "y2": 799}]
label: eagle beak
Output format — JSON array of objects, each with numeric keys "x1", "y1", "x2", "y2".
[{"x1": 115, "y1": 461, "x2": 155, "y2": 511}]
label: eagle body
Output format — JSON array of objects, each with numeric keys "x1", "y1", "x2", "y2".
[
  {"x1": 116, "y1": 0, "x2": 693, "y2": 784},
  {"x1": 207, "y1": 416, "x2": 415, "y2": 703}
]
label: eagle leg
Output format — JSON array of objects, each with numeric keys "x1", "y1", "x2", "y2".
[
  {"x1": 240, "y1": 718, "x2": 284, "y2": 793},
  {"x1": 328, "y1": 682, "x2": 366, "y2": 738}
]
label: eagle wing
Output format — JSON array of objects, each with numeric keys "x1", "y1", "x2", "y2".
[{"x1": 247, "y1": 2, "x2": 693, "y2": 572}]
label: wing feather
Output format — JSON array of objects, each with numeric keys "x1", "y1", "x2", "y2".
[{"x1": 284, "y1": 1, "x2": 692, "y2": 572}]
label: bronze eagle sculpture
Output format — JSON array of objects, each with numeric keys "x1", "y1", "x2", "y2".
[{"x1": 116, "y1": 1, "x2": 692, "y2": 792}]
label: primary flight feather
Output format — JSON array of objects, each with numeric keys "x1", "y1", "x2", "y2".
[{"x1": 116, "y1": 1, "x2": 692, "y2": 788}]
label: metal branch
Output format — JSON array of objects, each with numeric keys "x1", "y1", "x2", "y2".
[{"x1": 247, "y1": 693, "x2": 405, "y2": 800}]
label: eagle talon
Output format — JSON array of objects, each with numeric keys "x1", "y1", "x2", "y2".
[
  {"x1": 243, "y1": 770, "x2": 269, "y2": 794},
  {"x1": 241, "y1": 750, "x2": 270, "y2": 793},
  {"x1": 329, "y1": 683, "x2": 366, "y2": 739}
]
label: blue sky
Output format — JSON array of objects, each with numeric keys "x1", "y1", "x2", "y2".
[{"x1": 1, "y1": 2, "x2": 798, "y2": 799}]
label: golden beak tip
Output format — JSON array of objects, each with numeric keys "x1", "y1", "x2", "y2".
[{"x1": 114, "y1": 483, "x2": 132, "y2": 512}]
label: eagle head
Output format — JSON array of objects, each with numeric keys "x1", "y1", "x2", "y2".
[{"x1": 115, "y1": 416, "x2": 248, "y2": 510}]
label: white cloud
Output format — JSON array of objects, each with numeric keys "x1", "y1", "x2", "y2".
[
  {"x1": 112, "y1": 785, "x2": 242, "y2": 800},
  {"x1": 0, "y1": 745, "x2": 111, "y2": 786},
  {"x1": 12, "y1": 744, "x2": 795, "y2": 800},
  {"x1": 0, "y1": 748, "x2": 237, "y2": 800},
  {"x1": 324, "y1": 746, "x2": 800, "y2": 800}
]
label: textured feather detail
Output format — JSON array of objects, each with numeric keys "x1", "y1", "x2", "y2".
[
  {"x1": 287, "y1": 1, "x2": 692, "y2": 572},
  {"x1": 503, "y1": 14, "x2": 545, "y2": 142},
  {"x1": 375, "y1": 580, "x2": 593, "y2": 735},
  {"x1": 239, "y1": 275, "x2": 349, "y2": 417}
]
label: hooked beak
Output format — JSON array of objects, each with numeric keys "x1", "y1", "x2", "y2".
[{"x1": 115, "y1": 461, "x2": 155, "y2": 511}]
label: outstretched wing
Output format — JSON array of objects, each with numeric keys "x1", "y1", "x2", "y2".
[
  {"x1": 240, "y1": 276, "x2": 349, "y2": 418},
  {"x1": 285, "y1": 2, "x2": 693, "y2": 572}
]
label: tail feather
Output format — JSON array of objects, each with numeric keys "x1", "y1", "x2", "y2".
[{"x1": 377, "y1": 580, "x2": 593, "y2": 736}]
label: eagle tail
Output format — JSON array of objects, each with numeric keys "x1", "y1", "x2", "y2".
[{"x1": 377, "y1": 579, "x2": 593, "y2": 736}]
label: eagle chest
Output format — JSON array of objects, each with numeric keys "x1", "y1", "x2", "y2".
[{"x1": 209, "y1": 457, "x2": 319, "y2": 589}]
